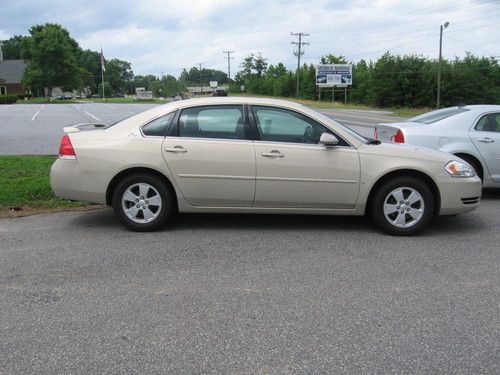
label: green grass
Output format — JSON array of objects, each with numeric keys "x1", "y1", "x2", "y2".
[
  {"x1": 0, "y1": 156, "x2": 92, "y2": 216},
  {"x1": 81, "y1": 97, "x2": 169, "y2": 104},
  {"x1": 17, "y1": 97, "x2": 79, "y2": 104}
]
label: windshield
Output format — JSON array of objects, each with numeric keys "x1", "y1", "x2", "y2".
[{"x1": 407, "y1": 107, "x2": 469, "y2": 124}]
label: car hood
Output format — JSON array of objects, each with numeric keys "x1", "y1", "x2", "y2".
[{"x1": 359, "y1": 142, "x2": 456, "y2": 164}]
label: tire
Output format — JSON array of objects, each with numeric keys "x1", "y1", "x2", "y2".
[
  {"x1": 112, "y1": 173, "x2": 175, "y2": 231},
  {"x1": 370, "y1": 176, "x2": 435, "y2": 236},
  {"x1": 458, "y1": 155, "x2": 483, "y2": 182}
]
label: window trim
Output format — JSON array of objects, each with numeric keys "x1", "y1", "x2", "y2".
[
  {"x1": 140, "y1": 110, "x2": 177, "y2": 138},
  {"x1": 248, "y1": 104, "x2": 352, "y2": 147},
  {"x1": 473, "y1": 111, "x2": 500, "y2": 133},
  {"x1": 170, "y1": 104, "x2": 251, "y2": 141}
]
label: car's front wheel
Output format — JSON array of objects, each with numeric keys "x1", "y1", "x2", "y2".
[
  {"x1": 371, "y1": 176, "x2": 435, "y2": 236},
  {"x1": 112, "y1": 174, "x2": 175, "y2": 231}
]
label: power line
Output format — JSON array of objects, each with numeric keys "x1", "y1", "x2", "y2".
[
  {"x1": 222, "y1": 51, "x2": 235, "y2": 80},
  {"x1": 291, "y1": 32, "x2": 309, "y2": 98}
]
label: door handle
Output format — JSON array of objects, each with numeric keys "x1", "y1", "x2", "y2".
[
  {"x1": 478, "y1": 138, "x2": 494, "y2": 143},
  {"x1": 261, "y1": 150, "x2": 285, "y2": 158},
  {"x1": 164, "y1": 146, "x2": 187, "y2": 153}
]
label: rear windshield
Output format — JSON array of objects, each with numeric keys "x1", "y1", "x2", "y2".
[{"x1": 407, "y1": 107, "x2": 469, "y2": 124}]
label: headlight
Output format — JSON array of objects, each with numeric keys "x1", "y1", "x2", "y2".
[{"x1": 445, "y1": 161, "x2": 475, "y2": 178}]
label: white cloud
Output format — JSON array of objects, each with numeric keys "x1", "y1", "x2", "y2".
[{"x1": 1, "y1": 0, "x2": 499, "y2": 75}]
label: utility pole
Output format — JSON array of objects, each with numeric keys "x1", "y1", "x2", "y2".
[
  {"x1": 198, "y1": 63, "x2": 203, "y2": 96},
  {"x1": 291, "y1": 32, "x2": 309, "y2": 98},
  {"x1": 222, "y1": 51, "x2": 235, "y2": 80},
  {"x1": 437, "y1": 22, "x2": 449, "y2": 109}
]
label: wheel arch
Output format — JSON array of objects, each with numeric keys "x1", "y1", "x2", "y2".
[
  {"x1": 106, "y1": 167, "x2": 178, "y2": 208},
  {"x1": 365, "y1": 169, "x2": 441, "y2": 216},
  {"x1": 453, "y1": 152, "x2": 484, "y2": 181}
]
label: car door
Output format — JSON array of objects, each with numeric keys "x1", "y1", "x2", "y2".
[
  {"x1": 250, "y1": 105, "x2": 360, "y2": 209},
  {"x1": 162, "y1": 105, "x2": 255, "y2": 207},
  {"x1": 469, "y1": 112, "x2": 500, "y2": 182}
]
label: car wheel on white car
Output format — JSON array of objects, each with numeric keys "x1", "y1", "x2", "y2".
[
  {"x1": 371, "y1": 177, "x2": 435, "y2": 236},
  {"x1": 112, "y1": 174, "x2": 175, "y2": 231}
]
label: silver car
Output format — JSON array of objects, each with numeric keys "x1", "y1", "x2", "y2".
[
  {"x1": 376, "y1": 105, "x2": 500, "y2": 188},
  {"x1": 50, "y1": 97, "x2": 481, "y2": 235}
]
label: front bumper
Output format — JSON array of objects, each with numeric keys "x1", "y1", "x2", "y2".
[{"x1": 437, "y1": 175, "x2": 482, "y2": 215}]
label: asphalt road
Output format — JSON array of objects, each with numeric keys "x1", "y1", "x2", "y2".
[
  {"x1": 1, "y1": 191, "x2": 499, "y2": 374},
  {"x1": 0, "y1": 103, "x2": 403, "y2": 155}
]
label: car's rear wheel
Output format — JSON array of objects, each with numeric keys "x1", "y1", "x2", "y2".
[
  {"x1": 112, "y1": 174, "x2": 175, "y2": 231},
  {"x1": 371, "y1": 177, "x2": 435, "y2": 236}
]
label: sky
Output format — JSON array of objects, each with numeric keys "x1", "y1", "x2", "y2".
[{"x1": 0, "y1": 0, "x2": 499, "y2": 77}]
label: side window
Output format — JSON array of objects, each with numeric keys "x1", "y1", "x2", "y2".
[
  {"x1": 476, "y1": 113, "x2": 500, "y2": 132},
  {"x1": 178, "y1": 105, "x2": 247, "y2": 140},
  {"x1": 252, "y1": 106, "x2": 333, "y2": 144},
  {"x1": 142, "y1": 111, "x2": 175, "y2": 136}
]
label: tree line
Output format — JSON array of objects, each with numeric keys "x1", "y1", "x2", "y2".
[
  {"x1": 2, "y1": 23, "x2": 499, "y2": 107},
  {"x1": 231, "y1": 53, "x2": 500, "y2": 107},
  {"x1": 1, "y1": 23, "x2": 230, "y2": 98}
]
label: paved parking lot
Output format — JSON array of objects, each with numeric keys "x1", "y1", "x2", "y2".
[
  {"x1": 0, "y1": 103, "x2": 402, "y2": 155},
  {"x1": 0, "y1": 190, "x2": 498, "y2": 374}
]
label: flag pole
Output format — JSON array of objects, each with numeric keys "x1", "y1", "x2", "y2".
[{"x1": 100, "y1": 46, "x2": 105, "y2": 100}]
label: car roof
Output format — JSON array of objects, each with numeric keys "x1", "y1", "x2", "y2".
[
  {"x1": 168, "y1": 96, "x2": 308, "y2": 110},
  {"x1": 462, "y1": 104, "x2": 500, "y2": 112}
]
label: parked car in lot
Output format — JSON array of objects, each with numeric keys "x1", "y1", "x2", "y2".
[
  {"x1": 376, "y1": 105, "x2": 500, "y2": 188},
  {"x1": 51, "y1": 97, "x2": 481, "y2": 235},
  {"x1": 212, "y1": 89, "x2": 228, "y2": 97}
]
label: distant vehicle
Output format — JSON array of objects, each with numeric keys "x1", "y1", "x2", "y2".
[
  {"x1": 91, "y1": 94, "x2": 101, "y2": 99},
  {"x1": 376, "y1": 105, "x2": 500, "y2": 188},
  {"x1": 50, "y1": 97, "x2": 481, "y2": 235},
  {"x1": 212, "y1": 89, "x2": 228, "y2": 97},
  {"x1": 173, "y1": 95, "x2": 183, "y2": 101},
  {"x1": 114, "y1": 93, "x2": 125, "y2": 98}
]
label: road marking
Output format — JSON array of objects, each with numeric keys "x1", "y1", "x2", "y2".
[
  {"x1": 31, "y1": 105, "x2": 45, "y2": 121},
  {"x1": 84, "y1": 111, "x2": 100, "y2": 121},
  {"x1": 0, "y1": 105, "x2": 13, "y2": 111}
]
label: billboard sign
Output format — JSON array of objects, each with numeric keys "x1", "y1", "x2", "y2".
[
  {"x1": 209, "y1": 81, "x2": 218, "y2": 88},
  {"x1": 316, "y1": 64, "x2": 352, "y2": 87}
]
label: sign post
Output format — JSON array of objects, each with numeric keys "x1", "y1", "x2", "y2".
[{"x1": 315, "y1": 64, "x2": 352, "y2": 102}]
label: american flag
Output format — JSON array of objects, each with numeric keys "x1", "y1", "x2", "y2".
[{"x1": 100, "y1": 48, "x2": 106, "y2": 72}]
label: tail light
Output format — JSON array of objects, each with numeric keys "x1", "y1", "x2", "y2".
[
  {"x1": 59, "y1": 135, "x2": 76, "y2": 158},
  {"x1": 391, "y1": 129, "x2": 405, "y2": 143}
]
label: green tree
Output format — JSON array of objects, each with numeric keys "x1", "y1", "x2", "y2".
[
  {"x1": 1, "y1": 35, "x2": 26, "y2": 59},
  {"x1": 105, "y1": 58, "x2": 133, "y2": 94},
  {"x1": 21, "y1": 23, "x2": 82, "y2": 96},
  {"x1": 78, "y1": 49, "x2": 101, "y2": 94}
]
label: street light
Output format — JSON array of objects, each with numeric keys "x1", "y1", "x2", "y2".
[{"x1": 437, "y1": 21, "x2": 450, "y2": 109}]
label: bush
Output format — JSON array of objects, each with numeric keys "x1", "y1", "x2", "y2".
[
  {"x1": 17, "y1": 93, "x2": 34, "y2": 100},
  {"x1": 0, "y1": 95, "x2": 17, "y2": 104}
]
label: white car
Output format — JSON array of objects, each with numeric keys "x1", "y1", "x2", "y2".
[
  {"x1": 50, "y1": 97, "x2": 481, "y2": 235},
  {"x1": 376, "y1": 105, "x2": 500, "y2": 188}
]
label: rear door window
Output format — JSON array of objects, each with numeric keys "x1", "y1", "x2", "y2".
[
  {"x1": 178, "y1": 105, "x2": 247, "y2": 140},
  {"x1": 475, "y1": 113, "x2": 500, "y2": 132}
]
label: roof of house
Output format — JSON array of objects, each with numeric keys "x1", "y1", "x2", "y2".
[{"x1": 0, "y1": 60, "x2": 27, "y2": 84}]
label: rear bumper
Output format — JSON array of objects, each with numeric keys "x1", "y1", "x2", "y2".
[
  {"x1": 438, "y1": 176, "x2": 482, "y2": 215},
  {"x1": 50, "y1": 158, "x2": 108, "y2": 204}
]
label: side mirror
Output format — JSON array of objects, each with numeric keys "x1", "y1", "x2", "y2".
[{"x1": 319, "y1": 132, "x2": 339, "y2": 146}]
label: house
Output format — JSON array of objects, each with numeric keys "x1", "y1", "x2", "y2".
[{"x1": 0, "y1": 44, "x2": 27, "y2": 96}]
